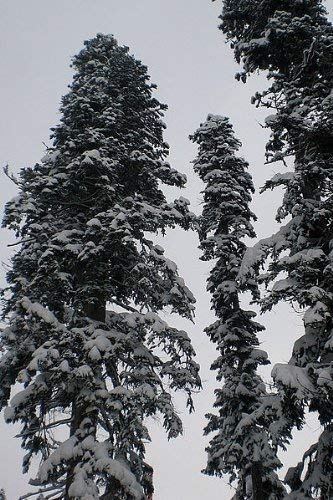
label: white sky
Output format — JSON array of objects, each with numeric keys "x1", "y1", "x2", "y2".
[{"x1": 0, "y1": 1, "x2": 332, "y2": 499}]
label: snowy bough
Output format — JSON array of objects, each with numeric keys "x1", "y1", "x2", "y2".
[
  {"x1": 191, "y1": 115, "x2": 286, "y2": 499},
  {"x1": 218, "y1": 0, "x2": 333, "y2": 496},
  {"x1": 0, "y1": 34, "x2": 200, "y2": 499}
]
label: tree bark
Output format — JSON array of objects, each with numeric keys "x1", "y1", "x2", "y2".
[
  {"x1": 65, "y1": 300, "x2": 106, "y2": 499},
  {"x1": 252, "y1": 462, "x2": 264, "y2": 500}
]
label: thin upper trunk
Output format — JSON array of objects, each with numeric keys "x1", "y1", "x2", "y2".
[
  {"x1": 65, "y1": 301, "x2": 106, "y2": 499},
  {"x1": 251, "y1": 462, "x2": 265, "y2": 500}
]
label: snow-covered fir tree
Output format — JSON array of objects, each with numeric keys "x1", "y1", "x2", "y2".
[
  {"x1": 218, "y1": 1, "x2": 333, "y2": 496},
  {"x1": 191, "y1": 114, "x2": 286, "y2": 499},
  {"x1": 0, "y1": 489, "x2": 6, "y2": 500},
  {"x1": 0, "y1": 34, "x2": 200, "y2": 499}
]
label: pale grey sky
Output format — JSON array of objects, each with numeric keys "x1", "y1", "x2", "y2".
[{"x1": 1, "y1": 1, "x2": 332, "y2": 499}]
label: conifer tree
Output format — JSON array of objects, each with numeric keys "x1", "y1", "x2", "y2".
[
  {"x1": 217, "y1": 1, "x2": 333, "y2": 496},
  {"x1": 191, "y1": 115, "x2": 285, "y2": 499},
  {"x1": 0, "y1": 489, "x2": 6, "y2": 500},
  {"x1": 0, "y1": 34, "x2": 200, "y2": 499}
]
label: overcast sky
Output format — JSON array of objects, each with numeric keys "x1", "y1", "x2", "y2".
[{"x1": 1, "y1": 1, "x2": 333, "y2": 499}]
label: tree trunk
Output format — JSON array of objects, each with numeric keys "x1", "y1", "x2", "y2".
[
  {"x1": 251, "y1": 462, "x2": 264, "y2": 500},
  {"x1": 84, "y1": 301, "x2": 106, "y2": 323},
  {"x1": 65, "y1": 300, "x2": 106, "y2": 499},
  {"x1": 100, "y1": 477, "x2": 126, "y2": 499}
]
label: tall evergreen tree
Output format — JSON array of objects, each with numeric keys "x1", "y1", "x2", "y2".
[
  {"x1": 0, "y1": 489, "x2": 6, "y2": 500},
  {"x1": 0, "y1": 34, "x2": 200, "y2": 499},
  {"x1": 191, "y1": 114, "x2": 286, "y2": 499},
  {"x1": 218, "y1": 1, "x2": 333, "y2": 496}
]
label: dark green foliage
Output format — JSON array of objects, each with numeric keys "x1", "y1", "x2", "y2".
[
  {"x1": 218, "y1": 1, "x2": 333, "y2": 496},
  {"x1": 191, "y1": 115, "x2": 285, "y2": 499},
  {"x1": 0, "y1": 34, "x2": 200, "y2": 499}
]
